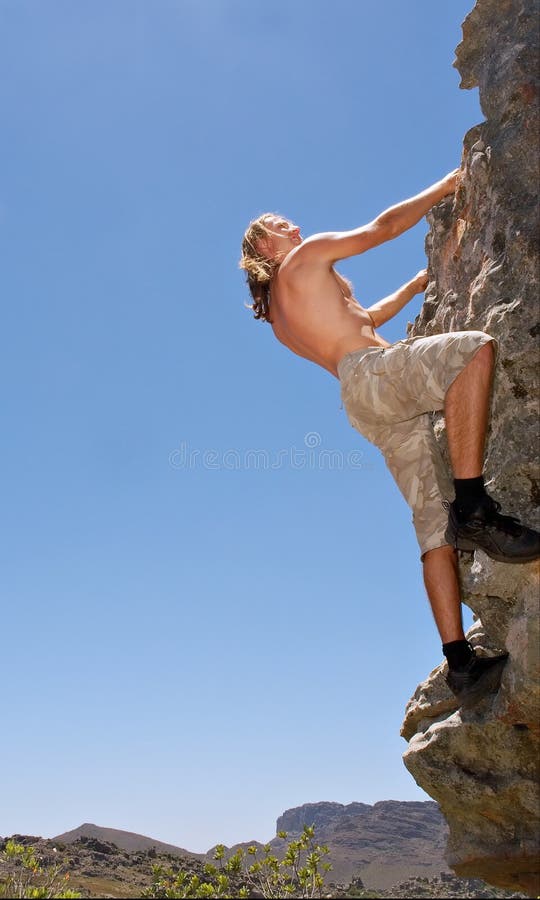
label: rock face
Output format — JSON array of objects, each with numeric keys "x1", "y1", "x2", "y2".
[{"x1": 401, "y1": 0, "x2": 540, "y2": 896}]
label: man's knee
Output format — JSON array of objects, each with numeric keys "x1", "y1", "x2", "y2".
[
  {"x1": 460, "y1": 336, "x2": 495, "y2": 372},
  {"x1": 422, "y1": 544, "x2": 458, "y2": 565},
  {"x1": 475, "y1": 339, "x2": 495, "y2": 367},
  {"x1": 449, "y1": 338, "x2": 495, "y2": 392}
]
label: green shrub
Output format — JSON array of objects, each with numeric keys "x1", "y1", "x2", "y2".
[
  {"x1": 142, "y1": 824, "x2": 333, "y2": 899},
  {"x1": 0, "y1": 839, "x2": 81, "y2": 899}
]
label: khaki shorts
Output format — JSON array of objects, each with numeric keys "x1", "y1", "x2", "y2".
[{"x1": 337, "y1": 331, "x2": 498, "y2": 559}]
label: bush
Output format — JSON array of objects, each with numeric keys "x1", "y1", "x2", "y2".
[
  {"x1": 142, "y1": 824, "x2": 333, "y2": 899},
  {"x1": 0, "y1": 839, "x2": 81, "y2": 899}
]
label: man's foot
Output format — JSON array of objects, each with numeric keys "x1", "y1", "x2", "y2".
[
  {"x1": 444, "y1": 496, "x2": 540, "y2": 563},
  {"x1": 446, "y1": 650, "x2": 509, "y2": 709}
]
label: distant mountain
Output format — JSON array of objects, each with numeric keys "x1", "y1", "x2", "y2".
[{"x1": 53, "y1": 822, "x2": 203, "y2": 860}]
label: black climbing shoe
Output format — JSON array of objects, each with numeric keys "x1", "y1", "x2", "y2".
[
  {"x1": 446, "y1": 650, "x2": 509, "y2": 709},
  {"x1": 444, "y1": 496, "x2": 540, "y2": 564}
]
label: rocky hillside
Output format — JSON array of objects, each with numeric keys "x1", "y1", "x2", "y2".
[
  {"x1": 401, "y1": 0, "x2": 539, "y2": 896},
  {"x1": 0, "y1": 829, "x2": 526, "y2": 899},
  {"x1": 53, "y1": 822, "x2": 201, "y2": 859},
  {"x1": 0, "y1": 834, "x2": 219, "y2": 900}
]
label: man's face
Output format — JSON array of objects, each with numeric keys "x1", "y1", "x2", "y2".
[{"x1": 258, "y1": 215, "x2": 302, "y2": 261}]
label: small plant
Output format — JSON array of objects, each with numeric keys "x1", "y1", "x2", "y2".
[
  {"x1": 0, "y1": 839, "x2": 81, "y2": 899},
  {"x1": 142, "y1": 824, "x2": 333, "y2": 899}
]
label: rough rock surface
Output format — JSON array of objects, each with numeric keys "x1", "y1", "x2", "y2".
[{"x1": 401, "y1": 0, "x2": 540, "y2": 896}]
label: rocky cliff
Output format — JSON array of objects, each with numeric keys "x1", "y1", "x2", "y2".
[
  {"x1": 273, "y1": 800, "x2": 449, "y2": 890},
  {"x1": 401, "y1": 0, "x2": 540, "y2": 896}
]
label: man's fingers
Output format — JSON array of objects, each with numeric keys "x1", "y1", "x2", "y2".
[{"x1": 415, "y1": 269, "x2": 429, "y2": 291}]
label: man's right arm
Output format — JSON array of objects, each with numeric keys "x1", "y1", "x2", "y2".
[{"x1": 292, "y1": 169, "x2": 459, "y2": 266}]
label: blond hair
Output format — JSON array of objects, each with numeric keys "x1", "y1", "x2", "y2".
[{"x1": 239, "y1": 213, "x2": 286, "y2": 324}]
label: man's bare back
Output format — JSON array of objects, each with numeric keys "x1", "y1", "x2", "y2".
[{"x1": 268, "y1": 261, "x2": 390, "y2": 378}]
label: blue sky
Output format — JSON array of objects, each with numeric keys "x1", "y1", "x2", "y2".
[{"x1": 1, "y1": 0, "x2": 482, "y2": 854}]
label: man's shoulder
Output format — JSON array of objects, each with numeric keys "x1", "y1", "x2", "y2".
[{"x1": 279, "y1": 241, "x2": 330, "y2": 280}]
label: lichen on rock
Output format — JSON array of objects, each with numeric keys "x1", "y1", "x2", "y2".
[{"x1": 400, "y1": 0, "x2": 540, "y2": 895}]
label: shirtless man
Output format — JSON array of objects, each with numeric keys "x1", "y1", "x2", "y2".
[{"x1": 239, "y1": 171, "x2": 540, "y2": 706}]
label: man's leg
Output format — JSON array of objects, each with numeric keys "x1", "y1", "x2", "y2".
[
  {"x1": 422, "y1": 545, "x2": 464, "y2": 643},
  {"x1": 355, "y1": 415, "x2": 467, "y2": 646},
  {"x1": 423, "y1": 540, "x2": 511, "y2": 706},
  {"x1": 442, "y1": 336, "x2": 540, "y2": 562},
  {"x1": 366, "y1": 412, "x2": 509, "y2": 703},
  {"x1": 423, "y1": 545, "x2": 508, "y2": 705},
  {"x1": 444, "y1": 341, "x2": 494, "y2": 478}
]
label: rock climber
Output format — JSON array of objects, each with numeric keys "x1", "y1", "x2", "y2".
[{"x1": 238, "y1": 169, "x2": 540, "y2": 705}]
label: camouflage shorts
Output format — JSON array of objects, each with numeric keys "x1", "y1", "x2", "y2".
[{"x1": 337, "y1": 331, "x2": 498, "y2": 559}]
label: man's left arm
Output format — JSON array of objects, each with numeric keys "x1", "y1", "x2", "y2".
[{"x1": 366, "y1": 270, "x2": 428, "y2": 327}]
